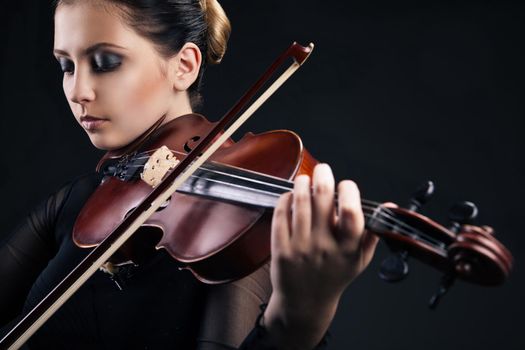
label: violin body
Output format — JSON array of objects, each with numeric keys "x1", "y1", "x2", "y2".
[{"x1": 73, "y1": 114, "x2": 318, "y2": 283}]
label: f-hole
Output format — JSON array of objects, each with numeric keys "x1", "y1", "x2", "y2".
[{"x1": 184, "y1": 136, "x2": 201, "y2": 153}]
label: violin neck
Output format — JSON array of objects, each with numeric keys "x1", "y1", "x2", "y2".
[{"x1": 177, "y1": 161, "x2": 378, "y2": 214}]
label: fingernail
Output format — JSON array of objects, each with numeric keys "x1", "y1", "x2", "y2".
[
  {"x1": 295, "y1": 174, "x2": 310, "y2": 185},
  {"x1": 315, "y1": 163, "x2": 333, "y2": 176}
]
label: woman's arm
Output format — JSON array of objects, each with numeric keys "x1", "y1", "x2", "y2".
[
  {"x1": 196, "y1": 263, "x2": 272, "y2": 349},
  {"x1": 0, "y1": 184, "x2": 71, "y2": 329}
]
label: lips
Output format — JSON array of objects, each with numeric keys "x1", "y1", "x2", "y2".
[{"x1": 80, "y1": 115, "x2": 108, "y2": 131}]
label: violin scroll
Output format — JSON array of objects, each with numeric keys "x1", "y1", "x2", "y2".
[
  {"x1": 448, "y1": 224, "x2": 512, "y2": 285},
  {"x1": 367, "y1": 182, "x2": 513, "y2": 307}
]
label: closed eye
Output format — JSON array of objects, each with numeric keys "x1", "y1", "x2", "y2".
[
  {"x1": 56, "y1": 56, "x2": 74, "y2": 75},
  {"x1": 91, "y1": 52, "x2": 122, "y2": 73},
  {"x1": 54, "y1": 51, "x2": 123, "y2": 76}
]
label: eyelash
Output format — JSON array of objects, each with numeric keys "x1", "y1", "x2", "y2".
[{"x1": 58, "y1": 55, "x2": 122, "y2": 75}]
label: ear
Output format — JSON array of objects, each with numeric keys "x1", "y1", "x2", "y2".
[{"x1": 170, "y1": 42, "x2": 202, "y2": 92}]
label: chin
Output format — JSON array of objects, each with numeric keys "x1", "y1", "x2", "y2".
[{"x1": 87, "y1": 134, "x2": 124, "y2": 151}]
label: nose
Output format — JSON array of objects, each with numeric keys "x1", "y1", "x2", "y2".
[{"x1": 68, "y1": 68, "x2": 96, "y2": 106}]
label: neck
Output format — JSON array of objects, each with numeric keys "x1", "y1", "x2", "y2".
[{"x1": 162, "y1": 93, "x2": 194, "y2": 125}]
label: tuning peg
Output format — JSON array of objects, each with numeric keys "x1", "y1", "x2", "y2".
[
  {"x1": 408, "y1": 181, "x2": 435, "y2": 212},
  {"x1": 428, "y1": 274, "x2": 455, "y2": 309},
  {"x1": 448, "y1": 201, "x2": 478, "y2": 233},
  {"x1": 379, "y1": 251, "x2": 409, "y2": 282}
]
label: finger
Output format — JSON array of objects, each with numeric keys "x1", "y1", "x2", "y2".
[
  {"x1": 311, "y1": 164, "x2": 336, "y2": 234},
  {"x1": 271, "y1": 192, "x2": 293, "y2": 255},
  {"x1": 291, "y1": 175, "x2": 312, "y2": 249},
  {"x1": 336, "y1": 180, "x2": 365, "y2": 248},
  {"x1": 360, "y1": 230, "x2": 379, "y2": 266}
]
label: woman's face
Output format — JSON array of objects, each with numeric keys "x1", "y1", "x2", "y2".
[{"x1": 54, "y1": 2, "x2": 191, "y2": 150}]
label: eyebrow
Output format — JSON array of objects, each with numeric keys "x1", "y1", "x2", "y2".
[{"x1": 53, "y1": 42, "x2": 127, "y2": 57}]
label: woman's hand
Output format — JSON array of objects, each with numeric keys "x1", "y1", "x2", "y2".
[{"x1": 263, "y1": 163, "x2": 379, "y2": 349}]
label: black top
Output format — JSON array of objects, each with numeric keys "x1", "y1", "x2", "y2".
[{"x1": 0, "y1": 172, "x2": 272, "y2": 349}]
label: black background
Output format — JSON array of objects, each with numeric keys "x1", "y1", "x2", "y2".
[{"x1": 0, "y1": 1, "x2": 523, "y2": 349}]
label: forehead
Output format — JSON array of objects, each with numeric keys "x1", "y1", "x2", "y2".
[{"x1": 53, "y1": 2, "x2": 143, "y2": 54}]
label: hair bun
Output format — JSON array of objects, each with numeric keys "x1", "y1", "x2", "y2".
[{"x1": 200, "y1": 0, "x2": 231, "y2": 65}]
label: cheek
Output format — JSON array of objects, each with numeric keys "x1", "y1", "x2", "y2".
[{"x1": 104, "y1": 66, "x2": 171, "y2": 124}]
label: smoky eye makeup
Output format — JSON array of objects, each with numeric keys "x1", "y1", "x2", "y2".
[
  {"x1": 91, "y1": 51, "x2": 123, "y2": 72},
  {"x1": 56, "y1": 57, "x2": 74, "y2": 74},
  {"x1": 54, "y1": 51, "x2": 123, "y2": 75}
]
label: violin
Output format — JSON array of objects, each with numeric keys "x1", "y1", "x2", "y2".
[
  {"x1": 77, "y1": 113, "x2": 513, "y2": 292},
  {"x1": 0, "y1": 42, "x2": 513, "y2": 349}
]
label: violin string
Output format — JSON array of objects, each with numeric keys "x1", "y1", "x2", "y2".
[
  {"x1": 361, "y1": 214, "x2": 446, "y2": 254},
  {"x1": 168, "y1": 174, "x2": 443, "y2": 248},
  {"x1": 122, "y1": 150, "x2": 383, "y2": 206},
  {"x1": 129, "y1": 163, "x2": 382, "y2": 209},
  {"x1": 173, "y1": 171, "x2": 437, "y2": 245},
  {"x1": 112, "y1": 155, "x2": 442, "y2": 247},
  {"x1": 169, "y1": 178, "x2": 444, "y2": 249},
  {"x1": 360, "y1": 207, "x2": 444, "y2": 248},
  {"x1": 198, "y1": 164, "x2": 382, "y2": 207},
  {"x1": 124, "y1": 166, "x2": 437, "y2": 245},
  {"x1": 133, "y1": 167, "x2": 444, "y2": 248},
  {"x1": 200, "y1": 164, "x2": 384, "y2": 207},
  {"x1": 122, "y1": 162, "x2": 383, "y2": 208}
]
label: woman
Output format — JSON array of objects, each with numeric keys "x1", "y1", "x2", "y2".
[{"x1": 0, "y1": 0, "x2": 378, "y2": 348}]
